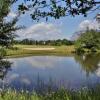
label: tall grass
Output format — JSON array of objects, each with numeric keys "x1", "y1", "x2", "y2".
[{"x1": 0, "y1": 87, "x2": 100, "y2": 100}]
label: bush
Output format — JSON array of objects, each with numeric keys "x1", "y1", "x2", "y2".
[
  {"x1": 75, "y1": 47, "x2": 85, "y2": 55},
  {"x1": 0, "y1": 48, "x2": 6, "y2": 59},
  {"x1": 75, "y1": 30, "x2": 100, "y2": 53},
  {"x1": 90, "y1": 47, "x2": 97, "y2": 52}
]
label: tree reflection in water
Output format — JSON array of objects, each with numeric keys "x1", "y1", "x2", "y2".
[
  {"x1": 0, "y1": 60, "x2": 12, "y2": 80},
  {"x1": 74, "y1": 53, "x2": 100, "y2": 76}
]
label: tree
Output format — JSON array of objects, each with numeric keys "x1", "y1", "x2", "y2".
[
  {"x1": 0, "y1": 0, "x2": 17, "y2": 20},
  {"x1": 75, "y1": 30, "x2": 100, "y2": 53},
  {"x1": 0, "y1": 0, "x2": 22, "y2": 58},
  {"x1": 0, "y1": 17, "x2": 22, "y2": 48},
  {"x1": 17, "y1": 0, "x2": 100, "y2": 21}
]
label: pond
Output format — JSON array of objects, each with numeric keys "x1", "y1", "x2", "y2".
[{"x1": 0, "y1": 54, "x2": 100, "y2": 92}]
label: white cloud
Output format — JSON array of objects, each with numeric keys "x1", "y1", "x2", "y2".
[
  {"x1": 17, "y1": 22, "x2": 64, "y2": 40},
  {"x1": 21, "y1": 77, "x2": 31, "y2": 85},
  {"x1": 6, "y1": 73, "x2": 19, "y2": 83},
  {"x1": 78, "y1": 19, "x2": 100, "y2": 31},
  {"x1": 8, "y1": 12, "x2": 17, "y2": 18}
]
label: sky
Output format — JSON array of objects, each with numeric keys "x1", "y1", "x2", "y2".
[{"x1": 8, "y1": 0, "x2": 100, "y2": 40}]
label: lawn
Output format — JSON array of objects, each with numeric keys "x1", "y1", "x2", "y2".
[{"x1": 5, "y1": 45, "x2": 75, "y2": 57}]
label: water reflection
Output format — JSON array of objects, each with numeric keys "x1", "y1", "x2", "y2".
[
  {"x1": 0, "y1": 54, "x2": 99, "y2": 92},
  {"x1": 0, "y1": 60, "x2": 12, "y2": 80},
  {"x1": 74, "y1": 53, "x2": 100, "y2": 76}
]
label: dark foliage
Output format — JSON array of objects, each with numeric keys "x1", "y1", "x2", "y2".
[
  {"x1": 16, "y1": 0, "x2": 100, "y2": 21},
  {"x1": 75, "y1": 30, "x2": 100, "y2": 53},
  {"x1": 14, "y1": 38, "x2": 74, "y2": 46}
]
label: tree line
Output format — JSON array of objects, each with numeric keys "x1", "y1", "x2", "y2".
[{"x1": 14, "y1": 39, "x2": 74, "y2": 46}]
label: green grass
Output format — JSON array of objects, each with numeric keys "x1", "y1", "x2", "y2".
[
  {"x1": 1, "y1": 87, "x2": 100, "y2": 100},
  {"x1": 5, "y1": 45, "x2": 75, "y2": 58},
  {"x1": 0, "y1": 89, "x2": 41, "y2": 100}
]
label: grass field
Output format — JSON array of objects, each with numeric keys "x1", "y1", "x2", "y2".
[{"x1": 5, "y1": 45, "x2": 75, "y2": 57}]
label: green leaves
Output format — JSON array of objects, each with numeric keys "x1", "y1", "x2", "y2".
[
  {"x1": 0, "y1": 0, "x2": 22, "y2": 58},
  {"x1": 76, "y1": 30, "x2": 100, "y2": 52},
  {"x1": 0, "y1": 17, "x2": 22, "y2": 48},
  {"x1": 0, "y1": 48, "x2": 6, "y2": 59},
  {"x1": 17, "y1": 0, "x2": 100, "y2": 21}
]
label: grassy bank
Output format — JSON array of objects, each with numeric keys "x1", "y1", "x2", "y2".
[
  {"x1": 5, "y1": 45, "x2": 75, "y2": 57},
  {"x1": 1, "y1": 87, "x2": 100, "y2": 100}
]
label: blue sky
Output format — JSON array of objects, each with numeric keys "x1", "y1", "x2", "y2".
[{"x1": 9, "y1": 0, "x2": 100, "y2": 40}]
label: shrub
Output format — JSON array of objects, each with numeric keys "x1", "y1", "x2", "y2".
[
  {"x1": 75, "y1": 47, "x2": 85, "y2": 55},
  {"x1": 0, "y1": 48, "x2": 6, "y2": 59}
]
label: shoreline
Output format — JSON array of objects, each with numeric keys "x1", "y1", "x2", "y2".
[
  {"x1": 1, "y1": 45, "x2": 99, "y2": 58},
  {"x1": 5, "y1": 52, "x2": 74, "y2": 58}
]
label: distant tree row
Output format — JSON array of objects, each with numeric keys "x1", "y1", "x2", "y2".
[{"x1": 14, "y1": 39, "x2": 74, "y2": 46}]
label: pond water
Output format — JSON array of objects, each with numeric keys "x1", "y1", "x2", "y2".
[{"x1": 0, "y1": 54, "x2": 100, "y2": 92}]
